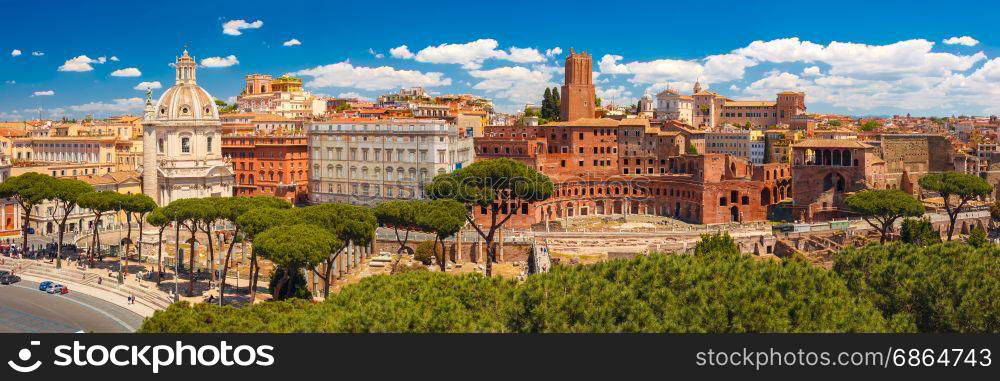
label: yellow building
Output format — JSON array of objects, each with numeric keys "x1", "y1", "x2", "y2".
[{"x1": 12, "y1": 136, "x2": 119, "y2": 164}]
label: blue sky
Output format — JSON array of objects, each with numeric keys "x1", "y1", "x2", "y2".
[{"x1": 2, "y1": 0, "x2": 998, "y2": 120}]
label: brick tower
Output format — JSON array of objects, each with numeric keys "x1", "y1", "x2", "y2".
[{"x1": 560, "y1": 49, "x2": 596, "y2": 121}]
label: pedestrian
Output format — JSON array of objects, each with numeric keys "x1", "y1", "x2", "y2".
[{"x1": 97, "y1": 277, "x2": 102, "y2": 285}]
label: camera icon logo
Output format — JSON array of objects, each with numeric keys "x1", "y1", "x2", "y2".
[{"x1": 8, "y1": 341, "x2": 42, "y2": 373}]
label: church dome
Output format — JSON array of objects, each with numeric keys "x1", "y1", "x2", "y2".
[{"x1": 155, "y1": 49, "x2": 219, "y2": 121}]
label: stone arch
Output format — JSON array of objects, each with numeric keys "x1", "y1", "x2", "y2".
[
  {"x1": 760, "y1": 187, "x2": 771, "y2": 206},
  {"x1": 824, "y1": 173, "x2": 846, "y2": 192}
]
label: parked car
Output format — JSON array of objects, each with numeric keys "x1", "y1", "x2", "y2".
[
  {"x1": 0, "y1": 270, "x2": 9, "y2": 278},
  {"x1": 1, "y1": 274, "x2": 20, "y2": 285},
  {"x1": 47, "y1": 284, "x2": 68, "y2": 294},
  {"x1": 38, "y1": 280, "x2": 54, "y2": 291}
]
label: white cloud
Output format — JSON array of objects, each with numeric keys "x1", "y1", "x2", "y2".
[
  {"x1": 411, "y1": 39, "x2": 501, "y2": 69},
  {"x1": 468, "y1": 65, "x2": 557, "y2": 105},
  {"x1": 37, "y1": 97, "x2": 146, "y2": 117},
  {"x1": 601, "y1": 52, "x2": 755, "y2": 87},
  {"x1": 496, "y1": 47, "x2": 546, "y2": 64},
  {"x1": 702, "y1": 54, "x2": 758, "y2": 82},
  {"x1": 283, "y1": 38, "x2": 301, "y2": 47},
  {"x1": 110, "y1": 67, "x2": 142, "y2": 77},
  {"x1": 32, "y1": 90, "x2": 54, "y2": 97},
  {"x1": 367, "y1": 48, "x2": 384, "y2": 59},
  {"x1": 336, "y1": 92, "x2": 372, "y2": 101},
  {"x1": 743, "y1": 72, "x2": 809, "y2": 96},
  {"x1": 222, "y1": 19, "x2": 263, "y2": 36},
  {"x1": 596, "y1": 85, "x2": 633, "y2": 102},
  {"x1": 943, "y1": 36, "x2": 979, "y2": 46},
  {"x1": 397, "y1": 39, "x2": 546, "y2": 69},
  {"x1": 31, "y1": 51, "x2": 43, "y2": 56},
  {"x1": 734, "y1": 38, "x2": 826, "y2": 63},
  {"x1": 10, "y1": 50, "x2": 21, "y2": 57},
  {"x1": 0, "y1": 111, "x2": 24, "y2": 120},
  {"x1": 5, "y1": 80, "x2": 14, "y2": 84},
  {"x1": 545, "y1": 47, "x2": 563, "y2": 58},
  {"x1": 96, "y1": 56, "x2": 107, "y2": 64},
  {"x1": 110, "y1": 56, "x2": 119, "y2": 61},
  {"x1": 58, "y1": 55, "x2": 103, "y2": 72},
  {"x1": 200, "y1": 55, "x2": 240, "y2": 68},
  {"x1": 734, "y1": 38, "x2": 985, "y2": 79},
  {"x1": 802, "y1": 66, "x2": 822, "y2": 76},
  {"x1": 390, "y1": 45, "x2": 414, "y2": 59},
  {"x1": 134, "y1": 81, "x2": 162, "y2": 90},
  {"x1": 599, "y1": 54, "x2": 705, "y2": 83},
  {"x1": 644, "y1": 81, "x2": 698, "y2": 95},
  {"x1": 290, "y1": 61, "x2": 451, "y2": 91},
  {"x1": 69, "y1": 97, "x2": 144, "y2": 113}
]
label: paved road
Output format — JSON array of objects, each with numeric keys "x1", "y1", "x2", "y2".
[{"x1": 0, "y1": 279, "x2": 143, "y2": 333}]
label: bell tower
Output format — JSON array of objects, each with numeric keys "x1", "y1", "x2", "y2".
[
  {"x1": 175, "y1": 49, "x2": 197, "y2": 85},
  {"x1": 560, "y1": 49, "x2": 596, "y2": 121}
]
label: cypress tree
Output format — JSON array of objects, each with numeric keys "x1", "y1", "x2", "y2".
[{"x1": 542, "y1": 88, "x2": 553, "y2": 119}]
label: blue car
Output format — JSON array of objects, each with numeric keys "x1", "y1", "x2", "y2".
[{"x1": 38, "y1": 280, "x2": 53, "y2": 291}]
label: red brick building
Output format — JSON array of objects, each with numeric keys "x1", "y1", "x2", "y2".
[
  {"x1": 560, "y1": 50, "x2": 596, "y2": 121},
  {"x1": 789, "y1": 139, "x2": 885, "y2": 222},
  {"x1": 222, "y1": 134, "x2": 310, "y2": 204},
  {"x1": 474, "y1": 120, "x2": 788, "y2": 228},
  {"x1": 470, "y1": 49, "x2": 790, "y2": 228}
]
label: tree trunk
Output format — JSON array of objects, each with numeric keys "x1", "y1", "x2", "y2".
[
  {"x1": 135, "y1": 219, "x2": 145, "y2": 276},
  {"x1": 187, "y1": 226, "x2": 197, "y2": 297},
  {"x1": 947, "y1": 213, "x2": 958, "y2": 241},
  {"x1": 322, "y1": 259, "x2": 334, "y2": 298},
  {"x1": 436, "y1": 236, "x2": 446, "y2": 272},
  {"x1": 89, "y1": 215, "x2": 100, "y2": 266},
  {"x1": 203, "y1": 226, "x2": 216, "y2": 283},
  {"x1": 20, "y1": 207, "x2": 30, "y2": 255},
  {"x1": 218, "y1": 230, "x2": 239, "y2": 306},
  {"x1": 56, "y1": 213, "x2": 68, "y2": 269},
  {"x1": 249, "y1": 248, "x2": 259, "y2": 303},
  {"x1": 124, "y1": 215, "x2": 132, "y2": 278},
  {"x1": 484, "y1": 244, "x2": 495, "y2": 276},
  {"x1": 156, "y1": 228, "x2": 164, "y2": 286},
  {"x1": 273, "y1": 269, "x2": 291, "y2": 301}
]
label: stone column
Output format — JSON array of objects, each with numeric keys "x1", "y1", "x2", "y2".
[
  {"x1": 498, "y1": 229, "x2": 505, "y2": 263},
  {"x1": 455, "y1": 228, "x2": 463, "y2": 264},
  {"x1": 337, "y1": 250, "x2": 344, "y2": 279},
  {"x1": 476, "y1": 236, "x2": 483, "y2": 263},
  {"x1": 343, "y1": 242, "x2": 351, "y2": 274},
  {"x1": 354, "y1": 245, "x2": 361, "y2": 267}
]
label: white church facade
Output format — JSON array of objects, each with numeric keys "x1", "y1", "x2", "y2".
[{"x1": 141, "y1": 49, "x2": 234, "y2": 205}]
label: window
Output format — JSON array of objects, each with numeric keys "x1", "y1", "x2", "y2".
[
  {"x1": 181, "y1": 137, "x2": 191, "y2": 154},
  {"x1": 206, "y1": 136, "x2": 213, "y2": 152}
]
